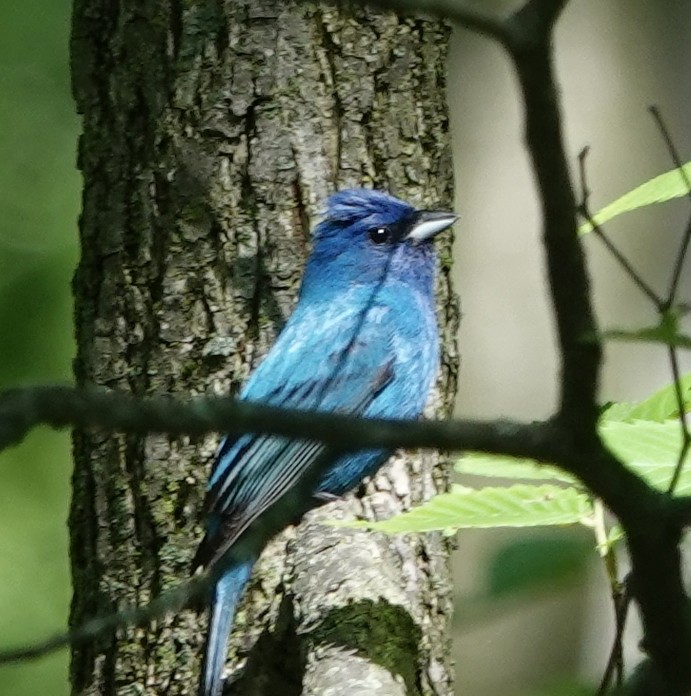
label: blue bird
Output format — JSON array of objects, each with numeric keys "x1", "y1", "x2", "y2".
[{"x1": 192, "y1": 188, "x2": 457, "y2": 696}]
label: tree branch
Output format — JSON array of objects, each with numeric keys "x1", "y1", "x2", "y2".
[
  {"x1": 0, "y1": 575, "x2": 210, "y2": 665},
  {"x1": 0, "y1": 383, "x2": 562, "y2": 461},
  {"x1": 508, "y1": 31, "x2": 600, "y2": 430},
  {"x1": 0, "y1": 383, "x2": 680, "y2": 538},
  {"x1": 506, "y1": 0, "x2": 568, "y2": 51}
]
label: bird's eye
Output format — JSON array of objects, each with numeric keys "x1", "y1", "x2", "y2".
[{"x1": 369, "y1": 226, "x2": 391, "y2": 245}]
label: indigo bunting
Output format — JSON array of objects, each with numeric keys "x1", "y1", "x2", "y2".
[{"x1": 192, "y1": 188, "x2": 457, "y2": 696}]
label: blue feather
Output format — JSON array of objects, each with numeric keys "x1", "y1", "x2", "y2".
[
  {"x1": 199, "y1": 562, "x2": 254, "y2": 696},
  {"x1": 194, "y1": 188, "x2": 457, "y2": 694}
]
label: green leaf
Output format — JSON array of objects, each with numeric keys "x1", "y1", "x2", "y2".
[
  {"x1": 601, "y1": 419, "x2": 691, "y2": 493},
  {"x1": 578, "y1": 161, "x2": 691, "y2": 234},
  {"x1": 601, "y1": 419, "x2": 685, "y2": 462},
  {"x1": 602, "y1": 372, "x2": 691, "y2": 423},
  {"x1": 348, "y1": 378, "x2": 691, "y2": 537},
  {"x1": 346, "y1": 485, "x2": 592, "y2": 534},
  {"x1": 601, "y1": 401, "x2": 637, "y2": 422},
  {"x1": 629, "y1": 460, "x2": 691, "y2": 494},
  {"x1": 455, "y1": 453, "x2": 576, "y2": 484}
]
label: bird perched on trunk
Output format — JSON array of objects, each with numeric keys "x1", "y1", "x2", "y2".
[{"x1": 192, "y1": 188, "x2": 457, "y2": 696}]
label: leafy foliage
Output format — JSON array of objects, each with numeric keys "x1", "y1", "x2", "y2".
[
  {"x1": 578, "y1": 160, "x2": 691, "y2": 234},
  {"x1": 351, "y1": 372, "x2": 690, "y2": 539},
  {"x1": 604, "y1": 372, "x2": 691, "y2": 422},
  {"x1": 454, "y1": 456, "x2": 576, "y2": 484},
  {"x1": 348, "y1": 485, "x2": 591, "y2": 534},
  {"x1": 601, "y1": 420, "x2": 691, "y2": 493}
]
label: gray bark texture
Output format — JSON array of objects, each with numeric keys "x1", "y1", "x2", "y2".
[{"x1": 69, "y1": 1, "x2": 458, "y2": 695}]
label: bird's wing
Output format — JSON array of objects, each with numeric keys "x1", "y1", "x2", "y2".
[{"x1": 192, "y1": 308, "x2": 395, "y2": 572}]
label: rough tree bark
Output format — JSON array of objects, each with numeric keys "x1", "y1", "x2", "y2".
[{"x1": 69, "y1": 1, "x2": 458, "y2": 694}]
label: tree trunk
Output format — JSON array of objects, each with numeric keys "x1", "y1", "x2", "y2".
[{"x1": 69, "y1": 1, "x2": 458, "y2": 694}]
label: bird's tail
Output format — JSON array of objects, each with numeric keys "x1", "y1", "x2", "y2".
[{"x1": 199, "y1": 560, "x2": 255, "y2": 696}]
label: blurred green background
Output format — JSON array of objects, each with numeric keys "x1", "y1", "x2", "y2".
[{"x1": 0, "y1": 1, "x2": 78, "y2": 694}]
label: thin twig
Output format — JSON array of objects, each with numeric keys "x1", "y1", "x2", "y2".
[
  {"x1": 313, "y1": 248, "x2": 394, "y2": 406},
  {"x1": 642, "y1": 108, "x2": 691, "y2": 495},
  {"x1": 0, "y1": 383, "x2": 669, "y2": 537},
  {"x1": 0, "y1": 384, "x2": 557, "y2": 460},
  {"x1": 597, "y1": 580, "x2": 631, "y2": 695},
  {"x1": 665, "y1": 343, "x2": 691, "y2": 494},
  {"x1": 0, "y1": 574, "x2": 210, "y2": 664},
  {"x1": 577, "y1": 148, "x2": 664, "y2": 310},
  {"x1": 648, "y1": 106, "x2": 691, "y2": 202},
  {"x1": 591, "y1": 223, "x2": 663, "y2": 309},
  {"x1": 648, "y1": 106, "x2": 691, "y2": 308},
  {"x1": 591, "y1": 499, "x2": 628, "y2": 695},
  {"x1": 666, "y1": 212, "x2": 691, "y2": 309},
  {"x1": 666, "y1": 210, "x2": 691, "y2": 311}
]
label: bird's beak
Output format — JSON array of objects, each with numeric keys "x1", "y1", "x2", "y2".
[{"x1": 405, "y1": 210, "x2": 459, "y2": 242}]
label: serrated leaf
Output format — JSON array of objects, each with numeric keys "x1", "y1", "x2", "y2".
[
  {"x1": 601, "y1": 401, "x2": 637, "y2": 422},
  {"x1": 455, "y1": 453, "x2": 576, "y2": 484},
  {"x1": 600, "y1": 419, "x2": 691, "y2": 493},
  {"x1": 601, "y1": 419, "x2": 688, "y2": 463},
  {"x1": 628, "y1": 461, "x2": 691, "y2": 494},
  {"x1": 578, "y1": 161, "x2": 691, "y2": 234},
  {"x1": 346, "y1": 485, "x2": 592, "y2": 534},
  {"x1": 602, "y1": 372, "x2": 691, "y2": 423}
]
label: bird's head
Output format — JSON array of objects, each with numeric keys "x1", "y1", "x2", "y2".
[{"x1": 302, "y1": 188, "x2": 457, "y2": 297}]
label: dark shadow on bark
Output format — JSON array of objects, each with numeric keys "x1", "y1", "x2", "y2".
[
  {"x1": 227, "y1": 594, "x2": 304, "y2": 696},
  {"x1": 229, "y1": 598, "x2": 422, "y2": 696}
]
